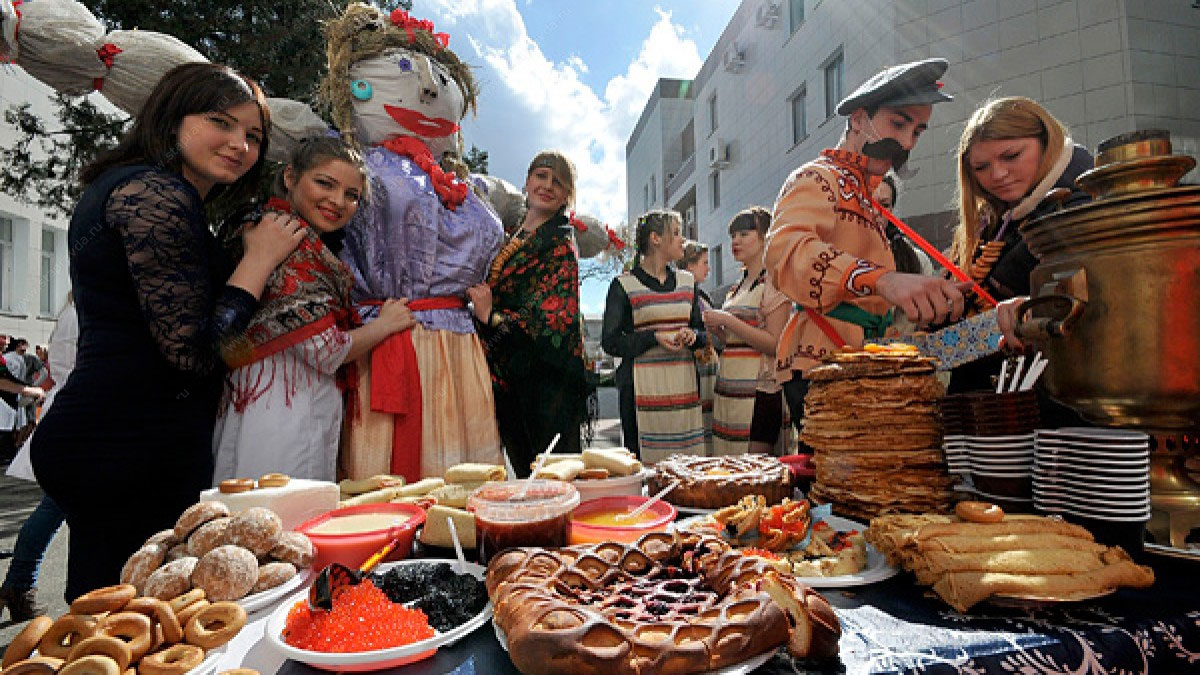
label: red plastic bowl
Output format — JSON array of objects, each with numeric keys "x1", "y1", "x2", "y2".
[
  {"x1": 296, "y1": 503, "x2": 426, "y2": 571},
  {"x1": 569, "y1": 495, "x2": 677, "y2": 545}
]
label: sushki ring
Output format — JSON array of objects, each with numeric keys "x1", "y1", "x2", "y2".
[{"x1": 350, "y1": 79, "x2": 373, "y2": 101}]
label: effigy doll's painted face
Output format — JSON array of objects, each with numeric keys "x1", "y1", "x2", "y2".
[{"x1": 348, "y1": 48, "x2": 465, "y2": 159}]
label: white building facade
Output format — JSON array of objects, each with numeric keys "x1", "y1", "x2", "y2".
[
  {"x1": 0, "y1": 67, "x2": 75, "y2": 345},
  {"x1": 627, "y1": 0, "x2": 1200, "y2": 296}
]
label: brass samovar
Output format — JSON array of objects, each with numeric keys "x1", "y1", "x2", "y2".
[{"x1": 1016, "y1": 130, "x2": 1200, "y2": 557}]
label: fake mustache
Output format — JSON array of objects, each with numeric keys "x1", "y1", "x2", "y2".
[{"x1": 862, "y1": 137, "x2": 919, "y2": 179}]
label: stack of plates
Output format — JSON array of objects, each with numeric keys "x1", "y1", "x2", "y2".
[
  {"x1": 1033, "y1": 428, "x2": 1151, "y2": 522},
  {"x1": 941, "y1": 391, "x2": 1040, "y2": 436}
]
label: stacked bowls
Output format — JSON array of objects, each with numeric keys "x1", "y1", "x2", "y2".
[
  {"x1": 1033, "y1": 428, "x2": 1151, "y2": 551},
  {"x1": 942, "y1": 392, "x2": 1040, "y2": 509}
]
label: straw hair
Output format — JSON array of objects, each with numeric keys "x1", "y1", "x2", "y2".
[
  {"x1": 680, "y1": 240, "x2": 709, "y2": 269},
  {"x1": 318, "y1": 3, "x2": 478, "y2": 143},
  {"x1": 527, "y1": 150, "x2": 577, "y2": 209},
  {"x1": 951, "y1": 97, "x2": 1068, "y2": 274}
]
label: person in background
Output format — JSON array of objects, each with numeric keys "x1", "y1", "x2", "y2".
[
  {"x1": 213, "y1": 137, "x2": 414, "y2": 482},
  {"x1": 468, "y1": 151, "x2": 594, "y2": 476},
  {"x1": 32, "y1": 62, "x2": 303, "y2": 601},
  {"x1": 0, "y1": 297, "x2": 73, "y2": 621},
  {"x1": 873, "y1": 173, "x2": 937, "y2": 336},
  {"x1": 679, "y1": 240, "x2": 717, "y2": 454},
  {"x1": 947, "y1": 96, "x2": 1093, "y2": 426},
  {"x1": 602, "y1": 210, "x2": 708, "y2": 462},
  {"x1": 765, "y1": 58, "x2": 963, "y2": 427},
  {"x1": 703, "y1": 207, "x2": 793, "y2": 455}
]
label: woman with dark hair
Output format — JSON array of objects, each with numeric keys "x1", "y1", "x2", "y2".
[
  {"x1": 467, "y1": 151, "x2": 593, "y2": 476},
  {"x1": 601, "y1": 210, "x2": 707, "y2": 462},
  {"x1": 31, "y1": 62, "x2": 304, "y2": 600}
]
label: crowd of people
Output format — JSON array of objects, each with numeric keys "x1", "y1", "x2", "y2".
[{"x1": 0, "y1": 2, "x2": 1092, "y2": 618}]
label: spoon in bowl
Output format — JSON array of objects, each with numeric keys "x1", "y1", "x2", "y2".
[
  {"x1": 616, "y1": 479, "x2": 680, "y2": 522},
  {"x1": 308, "y1": 532, "x2": 404, "y2": 611}
]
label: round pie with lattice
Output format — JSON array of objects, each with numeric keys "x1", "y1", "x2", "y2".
[
  {"x1": 650, "y1": 454, "x2": 793, "y2": 509},
  {"x1": 486, "y1": 532, "x2": 840, "y2": 674}
]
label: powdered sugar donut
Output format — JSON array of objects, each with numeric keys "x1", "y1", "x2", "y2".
[
  {"x1": 174, "y1": 502, "x2": 230, "y2": 540},
  {"x1": 164, "y1": 543, "x2": 190, "y2": 563},
  {"x1": 143, "y1": 529, "x2": 179, "y2": 549},
  {"x1": 225, "y1": 508, "x2": 282, "y2": 557},
  {"x1": 191, "y1": 545, "x2": 258, "y2": 601},
  {"x1": 187, "y1": 517, "x2": 231, "y2": 558},
  {"x1": 120, "y1": 543, "x2": 166, "y2": 593},
  {"x1": 143, "y1": 557, "x2": 197, "y2": 600},
  {"x1": 252, "y1": 562, "x2": 296, "y2": 594},
  {"x1": 268, "y1": 532, "x2": 314, "y2": 568}
]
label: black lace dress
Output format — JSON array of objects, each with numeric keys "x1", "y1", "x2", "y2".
[{"x1": 32, "y1": 166, "x2": 257, "y2": 601}]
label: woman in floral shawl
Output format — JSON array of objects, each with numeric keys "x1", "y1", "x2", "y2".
[{"x1": 468, "y1": 151, "x2": 593, "y2": 477}]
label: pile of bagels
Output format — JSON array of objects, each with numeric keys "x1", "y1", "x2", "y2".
[{"x1": 2, "y1": 583, "x2": 247, "y2": 675}]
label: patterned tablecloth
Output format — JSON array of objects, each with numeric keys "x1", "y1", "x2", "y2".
[{"x1": 275, "y1": 552, "x2": 1199, "y2": 675}]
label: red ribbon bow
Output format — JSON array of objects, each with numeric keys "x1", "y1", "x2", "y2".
[
  {"x1": 379, "y1": 135, "x2": 469, "y2": 211},
  {"x1": 390, "y1": 9, "x2": 450, "y2": 49},
  {"x1": 606, "y1": 227, "x2": 627, "y2": 251},
  {"x1": 568, "y1": 211, "x2": 586, "y2": 231}
]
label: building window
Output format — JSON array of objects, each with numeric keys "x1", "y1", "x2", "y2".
[
  {"x1": 713, "y1": 244, "x2": 724, "y2": 287},
  {"x1": 649, "y1": 174, "x2": 656, "y2": 204},
  {"x1": 824, "y1": 49, "x2": 844, "y2": 119},
  {"x1": 0, "y1": 218, "x2": 12, "y2": 312},
  {"x1": 708, "y1": 93, "x2": 719, "y2": 135},
  {"x1": 710, "y1": 171, "x2": 721, "y2": 210},
  {"x1": 789, "y1": 0, "x2": 805, "y2": 33},
  {"x1": 40, "y1": 229, "x2": 55, "y2": 316},
  {"x1": 790, "y1": 86, "x2": 807, "y2": 145},
  {"x1": 643, "y1": 185, "x2": 649, "y2": 212},
  {"x1": 681, "y1": 119, "x2": 695, "y2": 160}
]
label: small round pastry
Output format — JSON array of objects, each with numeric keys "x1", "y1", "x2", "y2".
[
  {"x1": 268, "y1": 532, "x2": 313, "y2": 568},
  {"x1": 955, "y1": 501, "x2": 1005, "y2": 524},
  {"x1": 143, "y1": 530, "x2": 180, "y2": 549},
  {"x1": 163, "y1": 543, "x2": 190, "y2": 564},
  {"x1": 174, "y1": 502, "x2": 230, "y2": 540},
  {"x1": 1, "y1": 657, "x2": 64, "y2": 675},
  {"x1": 256, "y1": 473, "x2": 289, "y2": 488},
  {"x1": 38, "y1": 614, "x2": 99, "y2": 659},
  {"x1": 218, "y1": 669, "x2": 260, "y2": 675},
  {"x1": 184, "y1": 602, "x2": 246, "y2": 650},
  {"x1": 120, "y1": 544, "x2": 166, "y2": 593},
  {"x1": 95, "y1": 612, "x2": 153, "y2": 662},
  {"x1": 252, "y1": 562, "x2": 296, "y2": 594},
  {"x1": 174, "y1": 600, "x2": 209, "y2": 627},
  {"x1": 218, "y1": 479, "x2": 255, "y2": 494},
  {"x1": 121, "y1": 598, "x2": 183, "y2": 645},
  {"x1": 3, "y1": 615, "x2": 54, "y2": 668},
  {"x1": 166, "y1": 589, "x2": 205, "y2": 614},
  {"x1": 186, "y1": 517, "x2": 231, "y2": 559},
  {"x1": 58, "y1": 655, "x2": 120, "y2": 675},
  {"x1": 224, "y1": 508, "x2": 282, "y2": 558},
  {"x1": 191, "y1": 545, "x2": 258, "y2": 602},
  {"x1": 71, "y1": 584, "x2": 137, "y2": 616},
  {"x1": 65, "y1": 636, "x2": 132, "y2": 672},
  {"x1": 138, "y1": 644, "x2": 204, "y2": 675},
  {"x1": 143, "y1": 557, "x2": 198, "y2": 601}
]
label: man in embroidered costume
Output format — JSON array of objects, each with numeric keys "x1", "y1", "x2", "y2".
[
  {"x1": 765, "y1": 58, "x2": 967, "y2": 422},
  {"x1": 320, "y1": 4, "x2": 505, "y2": 481}
]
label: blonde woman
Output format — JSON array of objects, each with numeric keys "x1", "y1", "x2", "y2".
[
  {"x1": 948, "y1": 97, "x2": 1092, "y2": 424},
  {"x1": 680, "y1": 240, "x2": 716, "y2": 453}
]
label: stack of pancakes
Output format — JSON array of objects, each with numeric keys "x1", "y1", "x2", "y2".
[{"x1": 802, "y1": 346, "x2": 954, "y2": 520}]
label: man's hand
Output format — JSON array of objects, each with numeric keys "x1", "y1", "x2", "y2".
[
  {"x1": 876, "y1": 272, "x2": 971, "y2": 326},
  {"x1": 996, "y1": 296, "x2": 1028, "y2": 351}
]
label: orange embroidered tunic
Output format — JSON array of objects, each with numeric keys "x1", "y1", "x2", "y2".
[{"x1": 765, "y1": 149, "x2": 896, "y2": 378}]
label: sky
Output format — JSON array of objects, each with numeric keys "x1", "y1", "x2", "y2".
[{"x1": 420, "y1": 0, "x2": 738, "y2": 316}]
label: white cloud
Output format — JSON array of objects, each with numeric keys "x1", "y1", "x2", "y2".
[{"x1": 421, "y1": 1, "x2": 703, "y2": 226}]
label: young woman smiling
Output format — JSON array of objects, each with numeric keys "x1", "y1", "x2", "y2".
[
  {"x1": 468, "y1": 151, "x2": 593, "y2": 476},
  {"x1": 213, "y1": 137, "x2": 415, "y2": 482},
  {"x1": 31, "y1": 63, "x2": 303, "y2": 600}
]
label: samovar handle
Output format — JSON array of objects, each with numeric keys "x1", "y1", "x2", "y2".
[{"x1": 1015, "y1": 294, "x2": 1087, "y2": 340}]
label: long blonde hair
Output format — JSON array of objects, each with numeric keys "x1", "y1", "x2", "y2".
[{"x1": 951, "y1": 97, "x2": 1068, "y2": 273}]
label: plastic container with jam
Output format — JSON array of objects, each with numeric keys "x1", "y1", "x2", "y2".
[
  {"x1": 468, "y1": 480, "x2": 580, "y2": 563},
  {"x1": 569, "y1": 495, "x2": 676, "y2": 545}
]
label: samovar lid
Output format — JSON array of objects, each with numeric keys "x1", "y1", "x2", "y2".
[{"x1": 1076, "y1": 130, "x2": 1195, "y2": 200}]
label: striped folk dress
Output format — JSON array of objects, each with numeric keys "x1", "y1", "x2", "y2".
[
  {"x1": 694, "y1": 292, "x2": 718, "y2": 455},
  {"x1": 618, "y1": 270, "x2": 706, "y2": 463},
  {"x1": 712, "y1": 271, "x2": 768, "y2": 456}
]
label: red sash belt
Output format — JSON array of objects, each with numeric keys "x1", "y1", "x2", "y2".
[{"x1": 360, "y1": 296, "x2": 466, "y2": 481}]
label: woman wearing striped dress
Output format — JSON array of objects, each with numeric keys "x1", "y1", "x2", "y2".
[
  {"x1": 601, "y1": 210, "x2": 708, "y2": 463},
  {"x1": 680, "y1": 240, "x2": 717, "y2": 454},
  {"x1": 703, "y1": 208, "x2": 792, "y2": 455}
]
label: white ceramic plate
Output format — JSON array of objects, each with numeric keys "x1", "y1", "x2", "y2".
[
  {"x1": 240, "y1": 569, "x2": 312, "y2": 614},
  {"x1": 676, "y1": 514, "x2": 898, "y2": 588},
  {"x1": 264, "y1": 559, "x2": 492, "y2": 672},
  {"x1": 671, "y1": 504, "x2": 718, "y2": 516},
  {"x1": 492, "y1": 620, "x2": 774, "y2": 674},
  {"x1": 1037, "y1": 427, "x2": 1149, "y2": 442},
  {"x1": 188, "y1": 643, "x2": 228, "y2": 675}
]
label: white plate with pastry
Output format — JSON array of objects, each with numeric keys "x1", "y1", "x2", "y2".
[{"x1": 239, "y1": 568, "x2": 312, "y2": 614}]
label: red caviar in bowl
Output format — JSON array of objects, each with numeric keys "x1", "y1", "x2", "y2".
[{"x1": 283, "y1": 581, "x2": 435, "y2": 652}]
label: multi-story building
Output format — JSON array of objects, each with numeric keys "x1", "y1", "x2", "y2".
[
  {"x1": 627, "y1": 0, "x2": 1199, "y2": 297},
  {"x1": 0, "y1": 67, "x2": 75, "y2": 345}
]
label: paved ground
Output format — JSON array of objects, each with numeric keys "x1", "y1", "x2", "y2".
[{"x1": 0, "y1": 387, "x2": 625, "y2": 649}]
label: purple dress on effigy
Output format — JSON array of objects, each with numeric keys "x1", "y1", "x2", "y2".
[{"x1": 338, "y1": 146, "x2": 505, "y2": 479}]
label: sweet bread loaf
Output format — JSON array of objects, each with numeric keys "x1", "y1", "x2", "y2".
[{"x1": 649, "y1": 454, "x2": 792, "y2": 509}]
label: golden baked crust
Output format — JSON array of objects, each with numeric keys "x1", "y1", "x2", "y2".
[
  {"x1": 486, "y1": 532, "x2": 840, "y2": 674},
  {"x1": 649, "y1": 454, "x2": 793, "y2": 509}
]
